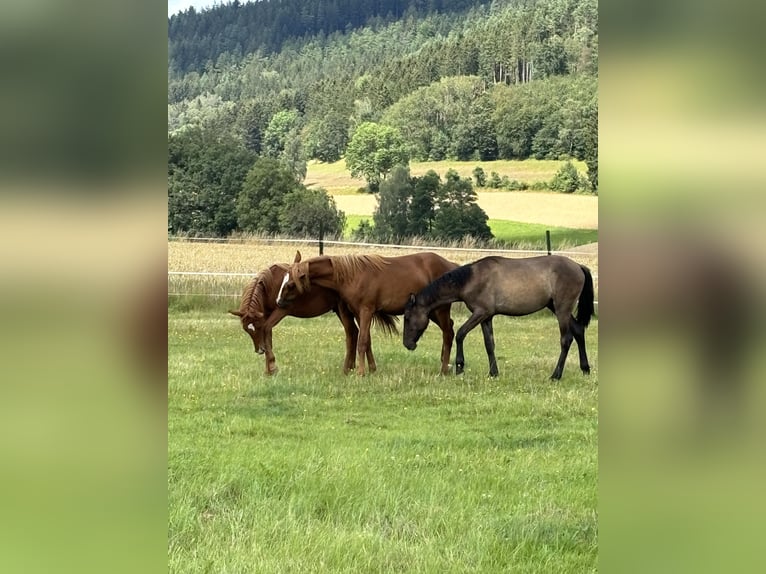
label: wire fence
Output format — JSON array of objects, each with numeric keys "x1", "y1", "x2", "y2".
[
  {"x1": 168, "y1": 235, "x2": 597, "y2": 258},
  {"x1": 168, "y1": 237, "x2": 598, "y2": 304}
]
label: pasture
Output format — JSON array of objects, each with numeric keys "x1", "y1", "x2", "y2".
[
  {"x1": 343, "y1": 216, "x2": 598, "y2": 249},
  {"x1": 168, "y1": 241, "x2": 598, "y2": 572}
]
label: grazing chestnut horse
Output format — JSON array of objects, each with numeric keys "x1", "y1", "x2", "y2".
[
  {"x1": 229, "y1": 263, "x2": 396, "y2": 375},
  {"x1": 403, "y1": 255, "x2": 595, "y2": 380},
  {"x1": 276, "y1": 251, "x2": 458, "y2": 375}
]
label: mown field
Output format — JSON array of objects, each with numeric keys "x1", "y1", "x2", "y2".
[
  {"x1": 306, "y1": 158, "x2": 588, "y2": 195},
  {"x1": 168, "y1": 240, "x2": 598, "y2": 572},
  {"x1": 314, "y1": 158, "x2": 599, "y2": 240}
]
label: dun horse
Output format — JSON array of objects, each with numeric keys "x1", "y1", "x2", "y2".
[
  {"x1": 230, "y1": 263, "x2": 396, "y2": 374},
  {"x1": 403, "y1": 255, "x2": 594, "y2": 380},
  {"x1": 276, "y1": 251, "x2": 458, "y2": 375}
]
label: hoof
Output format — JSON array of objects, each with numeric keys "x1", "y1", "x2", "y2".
[
  {"x1": 581, "y1": 366, "x2": 591, "y2": 375},
  {"x1": 456, "y1": 363, "x2": 464, "y2": 375},
  {"x1": 489, "y1": 371, "x2": 499, "y2": 378}
]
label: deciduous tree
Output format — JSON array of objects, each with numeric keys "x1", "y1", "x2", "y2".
[
  {"x1": 236, "y1": 157, "x2": 299, "y2": 233},
  {"x1": 345, "y1": 122, "x2": 409, "y2": 192}
]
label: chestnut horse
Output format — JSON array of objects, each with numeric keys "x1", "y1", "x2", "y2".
[
  {"x1": 230, "y1": 263, "x2": 396, "y2": 374},
  {"x1": 276, "y1": 251, "x2": 458, "y2": 375},
  {"x1": 403, "y1": 255, "x2": 594, "y2": 380}
]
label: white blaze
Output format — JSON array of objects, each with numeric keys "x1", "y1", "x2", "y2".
[{"x1": 276, "y1": 272, "x2": 289, "y2": 303}]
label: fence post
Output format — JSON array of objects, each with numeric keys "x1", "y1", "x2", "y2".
[
  {"x1": 546, "y1": 230, "x2": 551, "y2": 255},
  {"x1": 318, "y1": 221, "x2": 324, "y2": 255}
]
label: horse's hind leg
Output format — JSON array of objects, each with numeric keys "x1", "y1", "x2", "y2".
[
  {"x1": 336, "y1": 305, "x2": 358, "y2": 374},
  {"x1": 480, "y1": 318, "x2": 499, "y2": 377},
  {"x1": 551, "y1": 313, "x2": 575, "y2": 380},
  {"x1": 366, "y1": 338, "x2": 377, "y2": 373},
  {"x1": 355, "y1": 309, "x2": 374, "y2": 376},
  {"x1": 569, "y1": 316, "x2": 590, "y2": 374}
]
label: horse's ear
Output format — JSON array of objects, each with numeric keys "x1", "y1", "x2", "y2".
[
  {"x1": 228, "y1": 310, "x2": 243, "y2": 317},
  {"x1": 294, "y1": 250, "x2": 302, "y2": 263}
]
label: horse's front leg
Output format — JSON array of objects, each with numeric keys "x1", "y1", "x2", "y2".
[
  {"x1": 355, "y1": 308, "x2": 374, "y2": 376},
  {"x1": 431, "y1": 305, "x2": 454, "y2": 375},
  {"x1": 480, "y1": 317, "x2": 499, "y2": 377},
  {"x1": 262, "y1": 309, "x2": 287, "y2": 375},
  {"x1": 455, "y1": 310, "x2": 488, "y2": 375},
  {"x1": 264, "y1": 329, "x2": 277, "y2": 375}
]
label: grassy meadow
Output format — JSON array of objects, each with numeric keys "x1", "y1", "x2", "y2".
[
  {"x1": 169, "y1": 240, "x2": 598, "y2": 572},
  {"x1": 342, "y1": 215, "x2": 598, "y2": 249},
  {"x1": 169, "y1": 307, "x2": 598, "y2": 573}
]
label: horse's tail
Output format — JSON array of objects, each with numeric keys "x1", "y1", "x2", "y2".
[
  {"x1": 372, "y1": 311, "x2": 399, "y2": 336},
  {"x1": 576, "y1": 265, "x2": 595, "y2": 328}
]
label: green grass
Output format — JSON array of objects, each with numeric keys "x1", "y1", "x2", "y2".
[
  {"x1": 487, "y1": 220, "x2": 598, "y2": 249},
  {"x1": 343, "y1": 215, "x2": 597, "y2": 249},
  {"x1": 344, "y1": 214, "x2": 370, "y2": 237},
  {"x1": 169, "y1": 307, "x2": 598, "y2": 573}
]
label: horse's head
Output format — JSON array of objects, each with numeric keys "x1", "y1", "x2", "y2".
[
  {"x1": 230, "y1": 275, "x2": 270, "y2": 354},
  {"x1": 229, "y1": 309, "x2": 268, "y2": 354},
  {"x1": 403, "y1": 293, "x2": 429, "y2": 351},
  {"x1": 276, "y1": 250, "x2": 310, "y2": 308}
]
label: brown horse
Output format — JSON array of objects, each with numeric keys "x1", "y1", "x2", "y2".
[
  {"x1": 230, "y1": 263, "x2": 396, "y2": 375},
  {"x1": 403, "y1": 255, "x2": 594, "y2": 380},
  {"x1": 276, "y1": 251, "x2": 458, "y2": 375}
]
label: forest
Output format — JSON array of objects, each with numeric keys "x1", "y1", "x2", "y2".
[{"x1": 168, "y1": 0, "x2": 597, "y2": 238}]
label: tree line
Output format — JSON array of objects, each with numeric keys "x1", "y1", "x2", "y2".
[
  {"x1": 168, "y1": 0, "x2": 597, "y2": 163},
  {"x1": 168, "y1": 0, "x2": 597, "y2": 239},
  {"x1": 169, "y1": 0, "x2": 485, "y2": 76}
]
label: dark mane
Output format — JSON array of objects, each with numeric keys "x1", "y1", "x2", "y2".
[{"x1": 415, "y1": 264, "x2": 473, "y2": 308}]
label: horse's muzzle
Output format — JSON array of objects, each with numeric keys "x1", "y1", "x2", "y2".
[
  {"x1": 404, "y1": 341, "x2": 417, "y2": 351},
  {"x1": 276, "y1": 299, "x2": 289, "y2": 309},
  {"x1": 256, "y1": 347, "x2": 265, "y2": 355}
]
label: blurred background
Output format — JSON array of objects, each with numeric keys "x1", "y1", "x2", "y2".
[
  {"x1": 0, "y1": 1, "x2": 167, "y2": 572},
  {"x1": 600, "y1": 0, "x2": 766, "y2": 571}
]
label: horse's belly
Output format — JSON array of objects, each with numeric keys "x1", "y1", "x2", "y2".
[{"x1": 496, "y1": 294, "x2": 548, "y2": 316}]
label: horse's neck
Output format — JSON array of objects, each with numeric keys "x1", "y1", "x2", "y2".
[
  {"x1": 304, "y1": 258, "x2": 336, "y2": 290},
  {"x1": 261, "y1": 267, "x2": 284, "y2": 312},
  {"x1": 422, "y1": 283, "x2": 461, "y2": 313}
]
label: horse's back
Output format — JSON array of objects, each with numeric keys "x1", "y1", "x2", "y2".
[
  {"x1": 352, "y1": 252, "x2": 457, "y2": 313},
  {"x1": 470, "y1": 255, "x2": 585, "y2": 315},
  {"x1": 384, "y1": 251, "x2": 458, "y2": 279}
]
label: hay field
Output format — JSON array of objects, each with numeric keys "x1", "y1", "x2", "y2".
[
  {"x1": 334, "y1": 191, "x2": 598, "y2": 230},
  {"x1": 306, "y1": 158, "x2": 587, "y2": 192}
]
